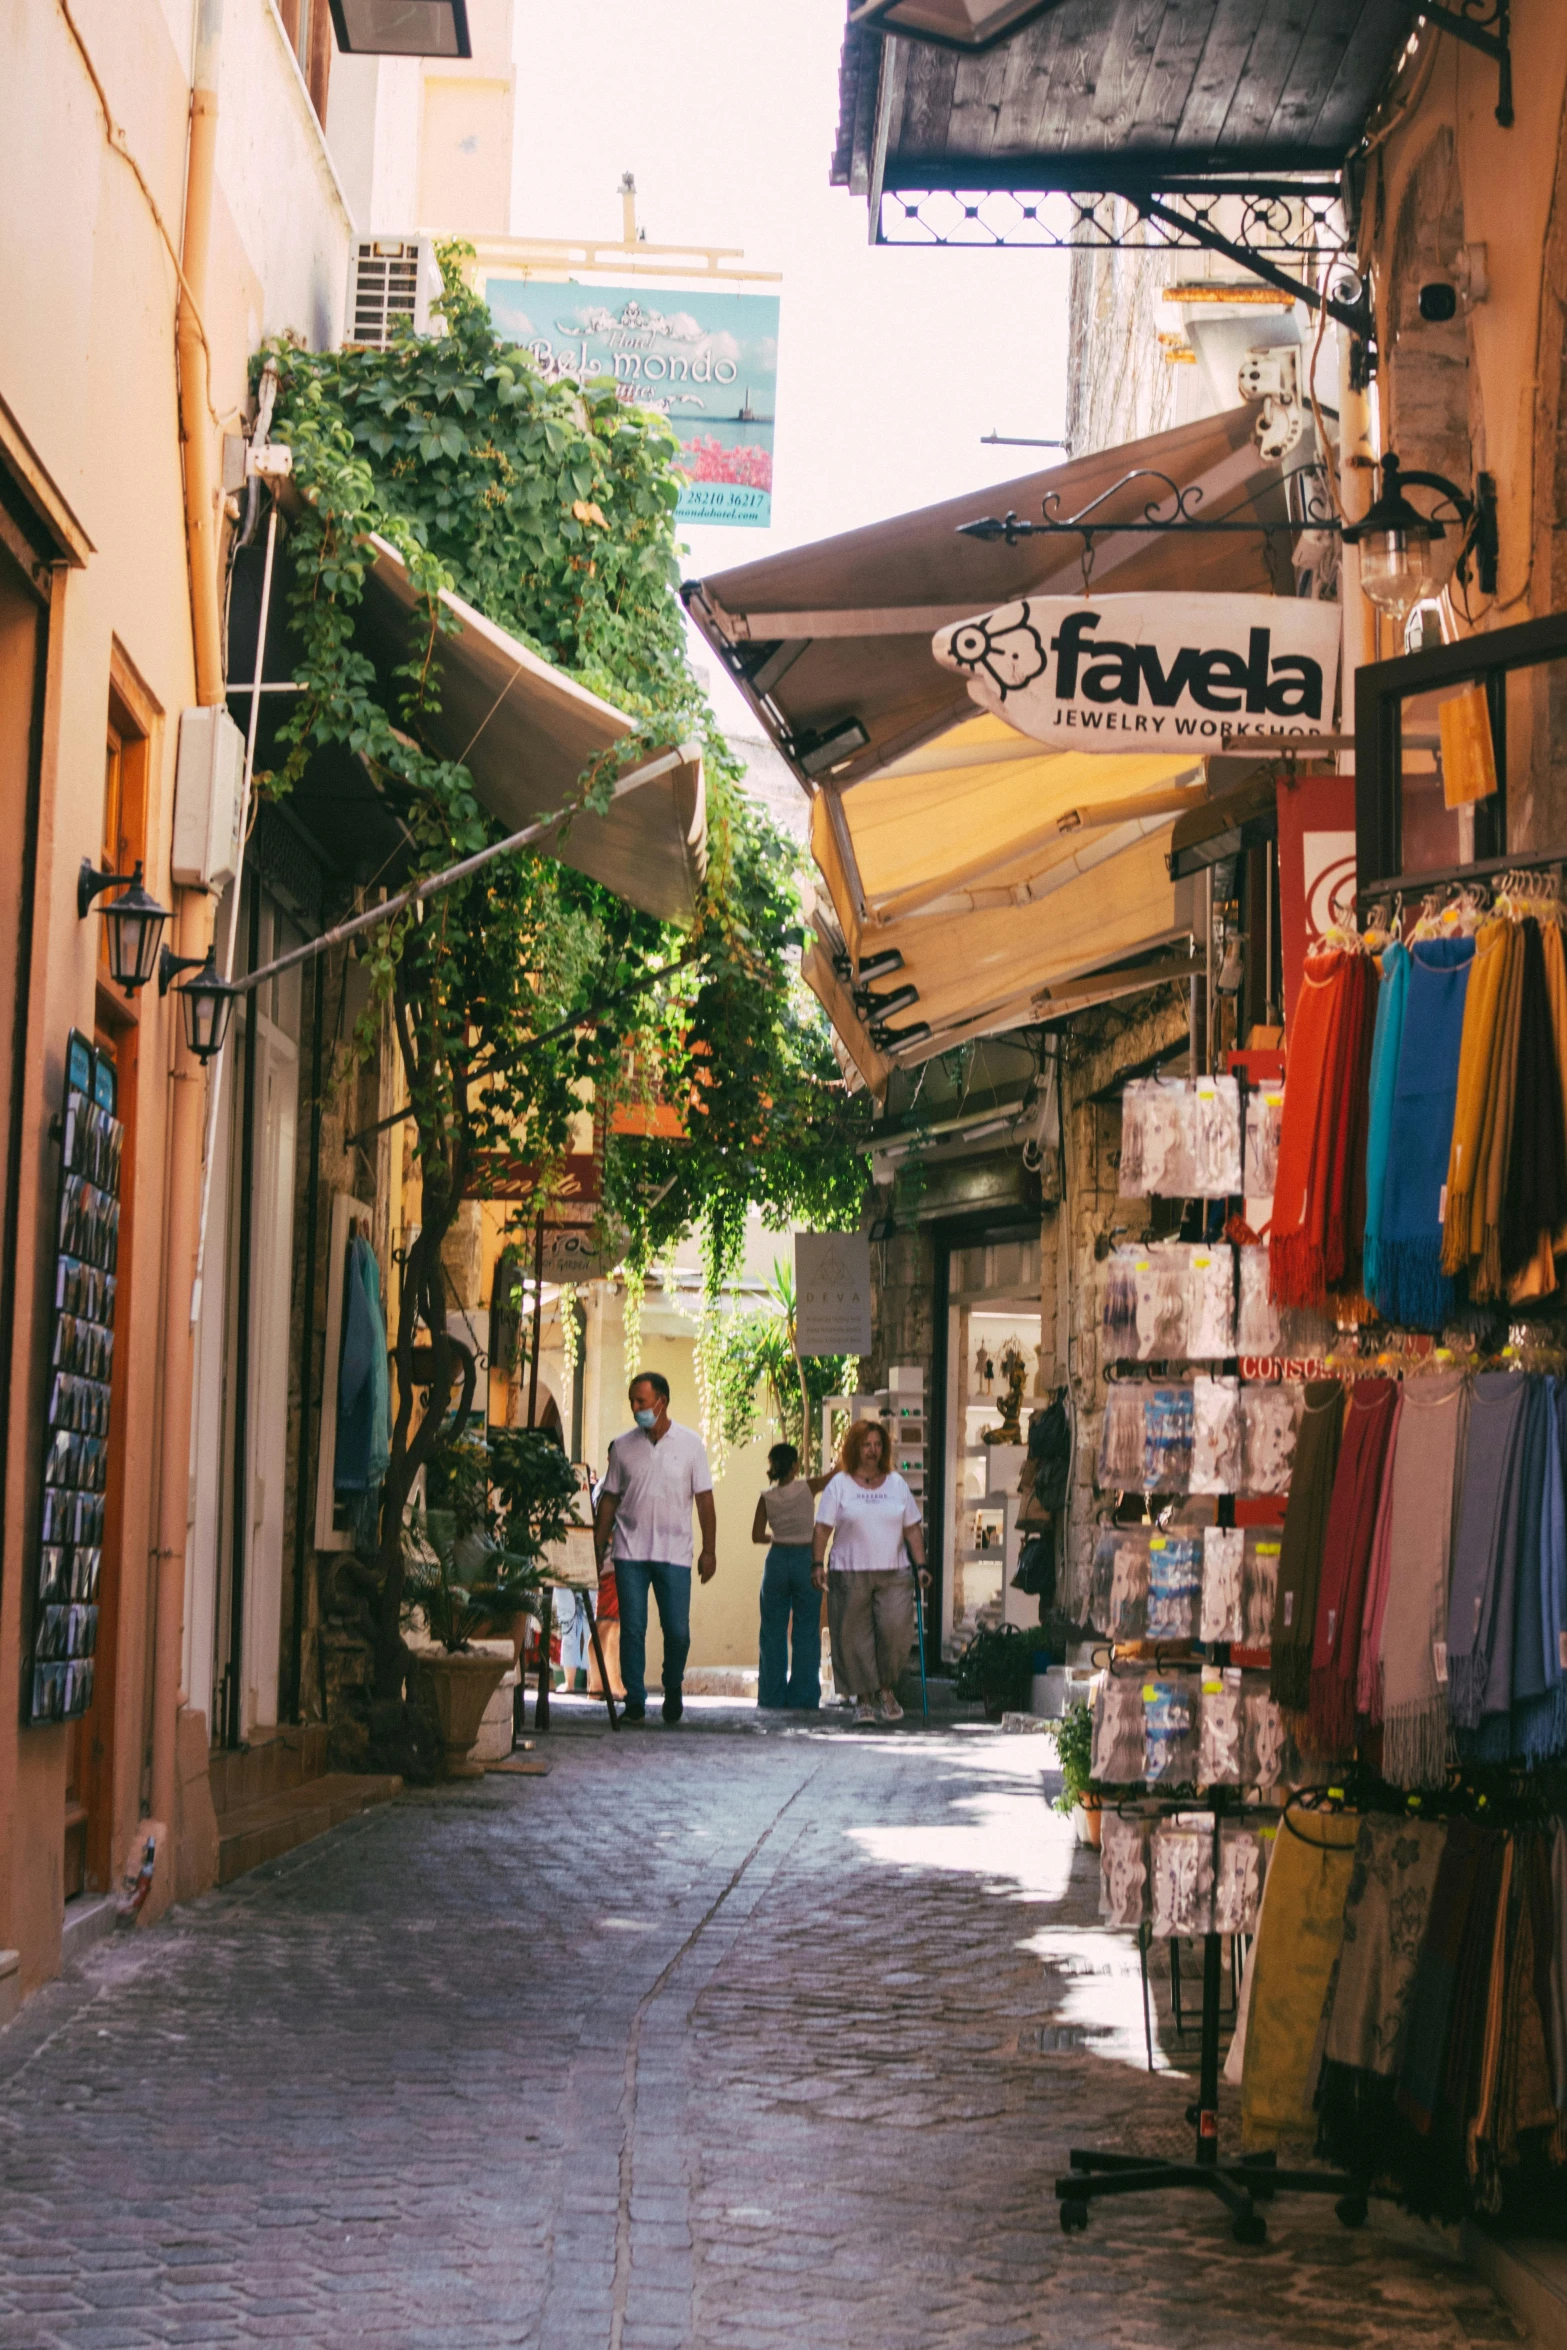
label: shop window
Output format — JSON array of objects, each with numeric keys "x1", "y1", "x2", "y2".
[{"x1": 1355, "y1": 612, "x2": 1567, "y2": 903}]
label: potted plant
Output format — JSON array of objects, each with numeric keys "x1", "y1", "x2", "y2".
[
  {"x1": 953, "y1": 1622, "x2": 1036, "y2": 1722},
  {"x1": 403, "y1": 1435, "x2": 550, "y2": 1777},
  {"x1": 1052, "y1": 1699, "x2": 1101, "y2": 1847}
]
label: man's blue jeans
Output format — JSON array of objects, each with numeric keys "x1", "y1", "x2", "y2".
[
  {"x1": 614, "y1": 1559, "x2": 691, "y2": 1709},
  {"x1": 758, "y1": 1544, "x2": 821, "y2": 1709}
]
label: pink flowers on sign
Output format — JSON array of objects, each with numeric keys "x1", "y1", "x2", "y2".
[{"x1": 673, "y1": 435, "x2": 773, "y2": 490}]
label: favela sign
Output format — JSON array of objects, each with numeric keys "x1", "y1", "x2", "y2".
[{"x1": 933, "y1": 593, "x2": 1340, "y2": 750}]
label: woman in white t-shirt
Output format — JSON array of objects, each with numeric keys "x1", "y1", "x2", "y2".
[{"x1": 812, "y1": 1419, "x2": 928, "y2": 1724}]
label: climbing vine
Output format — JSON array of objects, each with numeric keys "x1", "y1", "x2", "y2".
[{"x1": 258, "y1": 244, "x2": 865, "y2": 1693}]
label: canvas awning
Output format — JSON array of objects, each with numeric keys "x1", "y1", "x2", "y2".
[
  {"x1": 683, "y1": 405, "x2": 1292, "y2": 794},
  {"x1": 802, "y1": 711, "x2": 1208, "y2": 1081},
  {"x1": 362, "y1": 536, "x2": 706, "y2": 924}
]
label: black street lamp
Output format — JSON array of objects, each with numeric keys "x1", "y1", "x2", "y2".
[
  {"x1": 78, "y1": 859, "x2": 170, "y2": 996},
  {"x1": 1342, "y1": 451, "x2": 1499, "y2": 623},
  {"x1": 326, "y1": 0, "x2": 471, "y2": 54},
  {"x1": 158, "y1": 944, "x2": 236, "y2": 1063}
]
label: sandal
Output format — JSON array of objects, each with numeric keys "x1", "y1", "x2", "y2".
[
  {"x1": 879, "y1": 1691, "x2": 904, "y2": 1722},
  {"x1": 854, "y1": 1700, "x2": 878, "y2": 1723}
]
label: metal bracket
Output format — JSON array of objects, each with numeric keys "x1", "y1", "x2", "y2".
[
  {"x1": 877, "y1": 171, "x2": 1371, "y2": 342},
  {"x1": 1420, "y1": 2, "x2": 1512, "y2": 127}
]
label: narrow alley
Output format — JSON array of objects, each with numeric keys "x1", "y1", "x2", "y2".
[{"x1": 0, "y1": 1719, "x2": 1520, "y2": 2350}]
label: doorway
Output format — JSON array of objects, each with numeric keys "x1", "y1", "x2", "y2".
[{"x1": 937, "y1": 1230, "x2": 1043, "y2": 1658}]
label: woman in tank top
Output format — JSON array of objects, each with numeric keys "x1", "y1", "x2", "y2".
[{"x1": 752, "y1": 1443, "x2": 828, "y2": 1710}]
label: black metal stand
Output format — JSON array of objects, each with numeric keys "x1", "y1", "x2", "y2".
[{"x1": 1057, "y1": 1830, "x2": 1368, "y2": 2245}]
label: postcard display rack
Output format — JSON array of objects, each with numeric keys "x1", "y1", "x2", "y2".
[
  {"x1": 26, "y1": 1031, "x2": 121, "y2": 1725},
  {"x1": 1059, "y1": 1071, "x2": 1362, "y2": 2247}
]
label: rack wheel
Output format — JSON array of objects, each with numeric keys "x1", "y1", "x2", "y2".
[
  {"x1": 1232, "y1": 2210, "x2": 1267, "y2": 2247},
  {"x1": 1060, "y1": 2200, "x2": 1089, "y2": 2235},
  {"x1": 1335, "y1": 2196, "x2": 1368, "y2": 2230}
]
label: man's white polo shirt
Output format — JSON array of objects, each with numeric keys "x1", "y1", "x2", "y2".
[{"x1": 602, "y1": 1422, "x2": 713, "y2": 1566}]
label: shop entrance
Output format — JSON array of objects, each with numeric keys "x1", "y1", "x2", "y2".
[{"x1": 936, "y1": 1228, "x2": 1044, "y2": 1659}]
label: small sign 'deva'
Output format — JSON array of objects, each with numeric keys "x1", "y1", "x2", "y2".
[
  {"x1": 795, "y1": 1232, "x2": 872, "y2": 1358},
  {"x1": 933, "y1": 592, "x2": 1340, "y2": 751}
]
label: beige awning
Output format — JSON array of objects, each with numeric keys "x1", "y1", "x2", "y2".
[
  {"x1": 684, "y1": 405, "x2": 1289, "y2": 793},
  {"x1": 801, "y1": 711, "x2": 1213, "y2": 1082},
  {"x1": 362, "y1": 537, "x2": 706, "y2": 925}
]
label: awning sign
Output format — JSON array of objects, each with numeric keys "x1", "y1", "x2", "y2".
[
  {"x1": 483, "y1": 277, "x2": 779, "y2": 528},
  {"x1": 795, "y1": 1232, "x2": 872, "y2": 1358},
  {"x1": 933, "y1": 593, "x2": 1340, "y2": 752}
]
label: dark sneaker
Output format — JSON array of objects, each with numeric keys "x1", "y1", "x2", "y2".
[
  {"x1": 622, "y1": 1700, "x2": 646, "y2": 1724},
  {"x1": 661, "y1": 1691, "x2": 684, "y2": 1725}
]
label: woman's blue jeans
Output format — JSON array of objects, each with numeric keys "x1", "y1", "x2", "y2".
[{"x1": 758, "y1": 1544, "x2": 821, "y2": 1709}]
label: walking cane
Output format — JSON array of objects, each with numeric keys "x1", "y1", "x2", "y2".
[{"x1": 911, "y1": 1558, "x2": 930, "y2": 1727}]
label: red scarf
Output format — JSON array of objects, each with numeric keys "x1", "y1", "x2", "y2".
[
  {"x1": 1307, "y1": 1376, "x2": 1399, "y2": 1754},
  {"x1": 1271, "y1": 950, "x2": 1374, "y2": 1307}
]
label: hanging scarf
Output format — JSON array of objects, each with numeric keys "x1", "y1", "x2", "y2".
[
  {"x1": 1398, "y1": 1819, "x2": 1491, "y2": 2136},
  {"x1": 1362, "y1": 941, "x2": 1408, "y2": 1307},
  {"x1": 1474, "y1": 924, "x2": 1526, "y2": 1297},
  {"x1": 1308, "y1": 1378, "x2": 1401, "y2": 1754},
  {"x1": 1378, "y1": 1370, "x2": 1467, "y2": 1787},
  {"x1": 1240, "y1": 1809, "x2": 1360, "y2": 2154},
  {"x1": 1542, "y1": 919, "x2": 1567, "y2": 1256},
  {"x1": 1355, "y1": 1385, "x2": 1403, "y2": 1723},
  {"x1": 1332, "y1": 950, "x2": 1379, "y2": 1302},
  {"x1": 1487, "y1": 1831, "x2": 1561, "y2": 2190},
  {"x1": 1467, "y1": 1836, "x2": 1515, "y2": 2191},
  {"x1": 1270, "y1": 1379, "x2": 1346, "y2": 1711},
  {"x1": 1512, "y1": 1377, "x2": 1566, "y2": 1763},
  {"x1": 1549, "y1": 1825, "x2": 1567, "y2": 2114},
  {"x1": 1271, "y1": 951, "x2": 1372, "y2": 1308},
  {"x1": 1444, "y1": 919, "x2": 1511, "y2": 1277},
  {"x1": 1447, "y1": 1372, "x2": 1528, "y2": 1729},
  {"x1": 1475, "y1": 1377, "x2": 1547, "y2": 1739},
  {"x1": 1323, "y1": 1814, "x2": 1448, "y2": 2076},
  {"x1": 1374, "y1": 936, "x2": 1474, "y2": 1330},
  {"x1": 1502, "y1": 919, "x2": 1567, "y2": 1282}
]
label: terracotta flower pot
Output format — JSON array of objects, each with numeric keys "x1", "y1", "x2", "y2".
[
  {"x1": 416, "y1": 1650, "x2": 510, "y2": 1779},
  {"x1": 1073, "y1": 1793, "x2": 1103, "y2": 1849}
]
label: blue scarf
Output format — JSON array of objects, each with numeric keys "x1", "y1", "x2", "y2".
[
  {"x1": 1373, "y1": 935, "x2": 1474, "y2": 1331},
  {"x1": 1362, "y1": 940, "x2": 1408, "y2": 1306}
]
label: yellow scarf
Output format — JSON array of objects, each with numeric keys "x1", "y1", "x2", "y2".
[
  {"x1": 1240, "y1": 1811, "x2": 1360, "y2": 2152},
  {"x1": 1474, "y1": 923, "x2": 1525, "y2": 1298},
  {"x1": 1444, "y1": 919, "x2": 1510, "y2": 1276}
]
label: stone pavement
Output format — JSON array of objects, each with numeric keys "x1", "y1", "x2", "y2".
[{"x1": 0, "y1": 1702, "x2": 1526, "y2": 2350}]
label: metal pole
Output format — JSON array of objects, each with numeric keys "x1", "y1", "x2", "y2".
[
  {"x1": 219, "y1": 745, "x2": 696, "y2": 1006},
  {"x1": 912, "y1": 1564, "x2": 930, "y2": 1726},
  {"x1": 190, "y1": 498, "x2": 277, "y2": 1327},
  {"x1": 223, "y1": 881, "x2": 261, "y2": 1747},
  {"x1": 287, "y1": 947, "x2": 326, "y2": 1721}
]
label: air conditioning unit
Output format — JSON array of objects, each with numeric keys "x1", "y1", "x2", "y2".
[{"x1": 345, "y1": 237, "x2": 443, "y2": 350}]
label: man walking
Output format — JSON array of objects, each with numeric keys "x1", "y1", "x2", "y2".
[{"x1": 593, "y1": 1372, "x2": 716, "y2": 1724}]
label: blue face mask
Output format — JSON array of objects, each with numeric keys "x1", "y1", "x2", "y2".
[{"x1": 634, "y1": 1407, "x2": 659, "y2": 1430}]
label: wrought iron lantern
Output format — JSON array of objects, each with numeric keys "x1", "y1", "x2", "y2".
[
  {"x1": 326, "y1": 0, "x2": 471, "y2": 55},
  {"x1": 158, "y1": 944, "x2": 235, "y2": 1063},
  {"x1": 77, "y1": 859, "x2": 169, "y2": 995},
  {"x1": 1341, "y1": 451, "x2": 1498, "y2": 624}
]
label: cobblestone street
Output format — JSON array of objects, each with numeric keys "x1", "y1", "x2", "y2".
[{"x1": 0, "y1": 1712, "x2": 1525, "y2": 2350}]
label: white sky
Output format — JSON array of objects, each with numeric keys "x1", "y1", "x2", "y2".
[{"x1": 509, "y1": 0, "x2": 1071, "y2": 735}]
